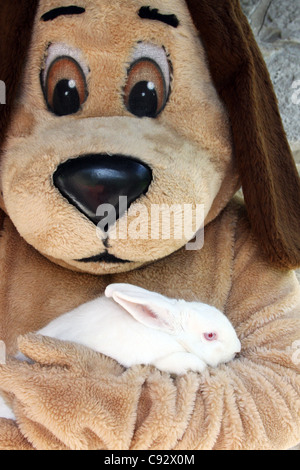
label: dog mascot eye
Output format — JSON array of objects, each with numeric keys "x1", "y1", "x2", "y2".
[
  {"x1": 124, "y1": 43, "x2": 171, "y2": 118},
  {"x1": 124, "y1": 58, "x2": 168, "y2": 118},
  {"x1": 41, "y1": 53, "x2": 88, "y2": 116}
]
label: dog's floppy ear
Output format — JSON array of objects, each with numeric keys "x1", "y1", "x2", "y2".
[
  {"x1": 186, "y1": 0, "x2": 300, "y2": 269},
  {"x1": 0, "y1": 0, "x2": 38, "y2": 213},
  {"x1": 0, "y1": 0, "x2": 39, "y2": 150}
]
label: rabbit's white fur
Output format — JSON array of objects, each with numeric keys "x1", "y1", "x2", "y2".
[
  {"x1": 25, "y1": 284, "x2": 241, "y2": 373},
  {"x1": 1, "y1": 284, "x2": 241, "y2": 419}
]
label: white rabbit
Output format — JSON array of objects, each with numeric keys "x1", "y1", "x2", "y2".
[
  {"x1": 19, "y1": 283, "x2": 241, "y2": 374},
  {"x1": 1, "y1": 284, "x2": 241, "y2": 419}
]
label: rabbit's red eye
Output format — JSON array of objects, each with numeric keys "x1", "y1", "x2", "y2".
[{"x1": 204, "y1": 332, "x2": 218, "y2": 342}]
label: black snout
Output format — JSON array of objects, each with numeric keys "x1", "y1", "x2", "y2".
[{"x1": 53, "y1": 154, "x2": 152, "y2": 227}]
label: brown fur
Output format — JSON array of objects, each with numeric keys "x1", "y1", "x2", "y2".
[{"x1": 0, "y1": 0, "x2": 299, "y2": 450}]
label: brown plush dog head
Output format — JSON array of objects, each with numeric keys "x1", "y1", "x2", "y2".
[{"x1": 0, "y1": 0, "x2": 299, "y2": 274}]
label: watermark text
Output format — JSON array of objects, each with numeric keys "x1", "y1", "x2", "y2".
[
  {"x1": 291, "y1": 340, "x2": 300, "y2": 366},
  {"x1": 96, "y1": 198, "x2": 205, "y2": 251},
  {"x1": 292, "y1": 80, "x2": 300, "y2": 105},
  {"x1": 0, "y1": 81, "x2": 6, "y2": 105},
  {"x1": 0, "y1": 341, "x2": 6, "y2": 365}
]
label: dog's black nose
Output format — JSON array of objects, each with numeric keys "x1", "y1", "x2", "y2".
[{"x1": 53, "y1": 154, "x2": 152, "y2": 227}]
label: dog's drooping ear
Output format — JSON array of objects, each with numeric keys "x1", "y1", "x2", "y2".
[
  {"x1": 0, "y1": 0, "x2": 39, "y2": 149},
  {"x1": 0, "y1": 0, "x2": 38, "y2": 212},
  {"x1": 186, "y1": 0, "x2": 300, "y2": 269}
]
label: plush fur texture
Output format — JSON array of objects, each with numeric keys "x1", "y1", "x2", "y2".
[{"x1": 0, "y1": 0, "x2": 299, "y2": 450}]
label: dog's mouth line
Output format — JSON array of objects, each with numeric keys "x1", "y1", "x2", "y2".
[{"x1": 76, "y1": 251, "x2": 132, "y2": 264}]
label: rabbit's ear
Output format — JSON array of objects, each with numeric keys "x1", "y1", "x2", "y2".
[{"x1": 105, "y1": 284, "x2": 177, "y2": 332}]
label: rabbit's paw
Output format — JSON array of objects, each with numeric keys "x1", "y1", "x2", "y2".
[{"x1": 154, "y1": 352, "x2": 207, "y2": 375}]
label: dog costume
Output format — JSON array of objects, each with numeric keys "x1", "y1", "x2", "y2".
[{"x1": 0, "y1": 0, "x2": 299, "y2": 450}]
